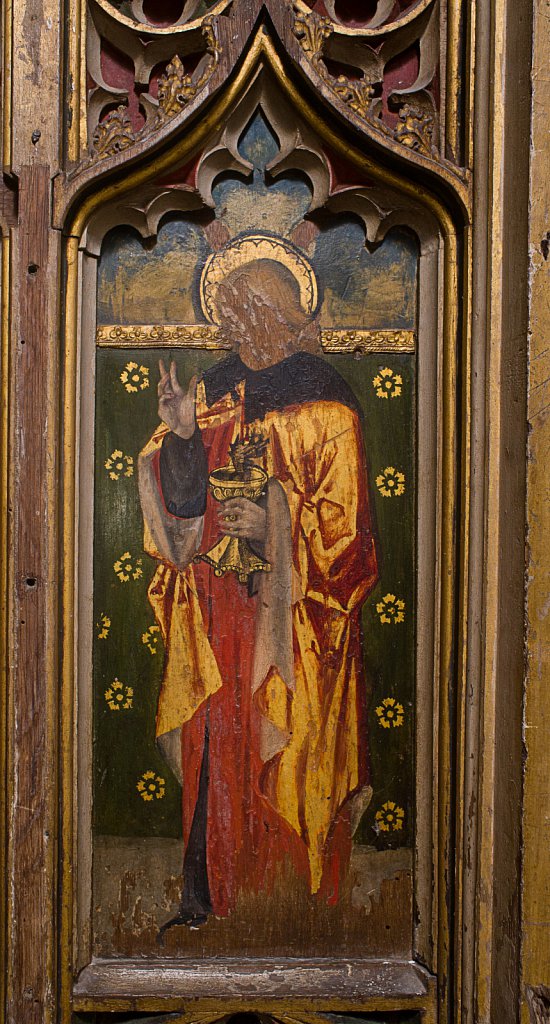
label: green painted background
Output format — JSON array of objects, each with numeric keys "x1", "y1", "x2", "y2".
[
  {"x1": 93, "y1": 112, "x2": 416, "y2": 850},
  {"x1": 93, "y1": 346, "x2": 415, "y2": 848}
]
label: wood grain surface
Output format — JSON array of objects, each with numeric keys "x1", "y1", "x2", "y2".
[{"x1": 0, "y1": 2, "x2": 544, "y2": 1024}]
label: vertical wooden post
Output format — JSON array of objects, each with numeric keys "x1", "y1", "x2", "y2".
[
  {"x1": 5, "y1": 1, "x2": 62, "y2": 1021},
  {"x1": 522, "y1": 0, "x2": 550, "y2": 1017}
]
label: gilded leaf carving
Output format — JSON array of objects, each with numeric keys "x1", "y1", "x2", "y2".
[
  {"x1": 292, "y1": 2, "x2": 440, "y2": 160},
  {"x1": 91, "y1": 104, "x2": 135, "y2": 159}
]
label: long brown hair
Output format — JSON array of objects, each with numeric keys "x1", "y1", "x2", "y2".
[{"x1": 216, "y1": 258, "x2": 321, "y2": 358}]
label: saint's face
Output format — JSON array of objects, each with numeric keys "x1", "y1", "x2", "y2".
[
  {"x1": 216, "y1": 285, "x2": 250, "y2": 349},
  {"x1": 217, "y1": 277, "x2": 283, "y2": 367}
]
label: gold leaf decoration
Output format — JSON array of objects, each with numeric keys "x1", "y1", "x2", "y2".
[
  {"x1": 96, "y1": 613, "x2": 111, "y2": 640},
  {"x1": 156, "y1": 21, "x2": 221, "y2": 126},
  {"x1": 96, "y1": 324, "x2": 415, "y2": 353},
  {"x1": 104, "y1": 678, "x2": 133, "y2": 711},
  {"x1": 113, "y1": 551, "x2": 143, "y2": 583},
  {"x1": 293, "y1": 6, "x2": 440, "y2": 160},
  {"x1": 375, "y1": 697, "x2": 405, "y2": 728},
  {"x1": 294, "y1": 10, "x2": 332, "y2": 65},
  {"x1": 376, "y1": 466, "x2": 406, "y2": 497},
  {"x1": 92, "y1": 105, "x2": 135, "y2": 160},
  {"x1": 142, "y1": 624, "x2": 161, "y2": 655},
  {"x1": 157, "y1": 55, "x2": 197, "y2": 119},
  {"x1": 104, "y1": 449, "x2": 134, "y2": 480},
  {"x1": 137, "y1": 771, "x2": 165, "y2": 802},
  {"x1": 120, "y1": 362, "x2": 150, "y2": 393},
  {"x1": 375, "y1": 801, "x2": 405, "y2": 832},
  {"x1": 395, "y1": 103, "x2": 435, "y2": 157},
  {"x1": 332, "y1": 77, "x2": 377, "y2": 120},
  {"x1": 376, "y1": 593, "x2": 405, "y2": 624},
  {"x1": 373, "y1": 367, "x2": 403, "y2": 399}
]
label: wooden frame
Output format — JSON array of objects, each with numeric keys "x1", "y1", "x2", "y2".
[
  {"x1": 1, "y1": 0, "x2": 541, "y2": 1022},
  {"x1": 70, "y1": 81, "x2": 442, "y2": 986},
  {"x1": 65, "y1": 42, "x2": 449, "y2": 1013}
]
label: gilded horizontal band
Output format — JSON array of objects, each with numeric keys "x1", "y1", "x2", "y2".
[
  {"x1": 96, "y1": 324, "x2": 416, "y2": 353},
  {"x1": 321, "y1": 329, "x2": 415, "y2": 353}
]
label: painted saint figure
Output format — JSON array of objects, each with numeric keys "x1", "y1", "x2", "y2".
[{"x1": 138, "y1": 247, "x2": 378, "y2": 931}]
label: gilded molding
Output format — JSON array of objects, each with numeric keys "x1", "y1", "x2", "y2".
[
  {"x1": 96, "y1": 324, "x2": 415, "y2": 353},
  {"x1": 58, "y1": 8, "x2": 470, "y2": 217},
  {"x1": 321, "y1": 329, "x2": 415, "y2": 353},
  {"x1": 96, "y1": 324, "x2": 229, "y2": 348}
]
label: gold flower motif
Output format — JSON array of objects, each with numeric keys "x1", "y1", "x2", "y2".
[
  {"x1": 376, "y1": 466, "x2": 405, "y2": 497},
  {"x1": 137, "y1": 770, "x2": 165, "y2": 802},
  {"x1": 376, "y1": 593, "x2": 405, "y2": 624},
  {"x1": 375, "y1": 697, "x2": 405, "y2": 728},
  {"x1": 113, "y1": 551, "x2": 143, "y2": 583},
  {"x1": 120, "y1": 362, "x2": 150, "y2": 393},
  {"x1": 105, "y1": 449, "x2": 134, "y2": 480},
  {"x1": 96, "y1": 613, "x2": 111, "y2": 640},
  {"x1": 375, "y1": 801, "x2": 405, "y2": 832},
  {"x1": 373, "y1": 367, "x2": 403, "y2": 399},
  {"x1": 104, "y1": 678, "x2": 133, "y2": 711},
  {"x1": 142, "y1": 624, "x2": 161, "y2": 655}
]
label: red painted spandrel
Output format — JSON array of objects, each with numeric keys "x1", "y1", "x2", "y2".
[
  {"x1": 381, "y1": 42, "x2": 421, "y2": 128},
  {"x1": 331, "y1": 0, "x2": 381, "y2": 26},
  {"x1": 99, "y1": 38, "x2": 145, "y2": 133},
  {"x1": 155, "y1": 155, "x2": 202, "y2": 189},
  {"x1": 323, "y1": 146, "x2": 376, "y2": 191},
  {"x1": 310, "y1": 0, "x2": 433, "y2": 27},
  {"x1": 99, "y1": 37, "x2": 134, "y2": 93}
]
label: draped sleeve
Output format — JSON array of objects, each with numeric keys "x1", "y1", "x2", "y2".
[{"x1": 274, "y1": 401, "x2": 378, "y2": 614}]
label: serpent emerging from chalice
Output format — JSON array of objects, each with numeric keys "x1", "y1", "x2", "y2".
[{"x1": 195, "y1": 432, "x2": 271, "y2": 584}]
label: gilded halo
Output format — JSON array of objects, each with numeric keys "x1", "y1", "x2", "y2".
[{"x1": 200, "y1": 233, "x2": 319, "y2": 325}]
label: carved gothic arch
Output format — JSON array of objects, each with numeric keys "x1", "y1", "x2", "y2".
[
  {"x1": 56, "y1": 6, "x2": 465, "y2": 1020},
  {"x1": 2, "y1": 0, "x2": 543, "y2": 1022}
]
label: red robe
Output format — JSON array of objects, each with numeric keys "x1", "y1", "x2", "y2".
[{"x1": 139, "y1": 357, "x2": 378, "y2": 916}]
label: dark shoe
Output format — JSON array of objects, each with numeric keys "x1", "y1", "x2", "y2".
[{"x1": 157, "y1": 908, "x2": 210, "y2": 943}]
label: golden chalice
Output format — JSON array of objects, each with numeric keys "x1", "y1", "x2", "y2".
[{"x1": 195, "y1": 434, "x2": 271, "y2": 585}]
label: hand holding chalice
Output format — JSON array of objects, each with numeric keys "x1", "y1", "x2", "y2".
[{"x1": 196, "y1": 434, "x2": 271, "y2": 585}]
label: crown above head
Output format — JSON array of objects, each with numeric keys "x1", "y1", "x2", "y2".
[{"x1": 200, "y1": 233, "x2": 318, "y2": 325}]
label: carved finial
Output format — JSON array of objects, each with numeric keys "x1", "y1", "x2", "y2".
[
  {"x1": 89, "y1": 18, "x2": 222, "y2": 161},
  {"x1": 202, "y1": 15, "x2": 222, "y2": 65},
  {"x1": 294, "y1": 8, "x2": 332, "y2": 65},
  {"x1": 157, "y1": 55, "x2": 196, "y2": 120},
  {"x1": 294, "y1": 10, "x2": 381, "y2": 126},
  {"x1": 156, "y1": 21, "x2": 221, "y2": 125},
  {"x1": 292, "y1": 4, "x2": 439, "y2": 158},
  {"x1": 395, "y1": 103, "x2": 435, "y2": 157},
  {"x1": 332, "y1": 77, "x2": 377, "y2": 120},
  {"x1": 92, "y1": 105, "x2": 135, "y2": 159}
]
